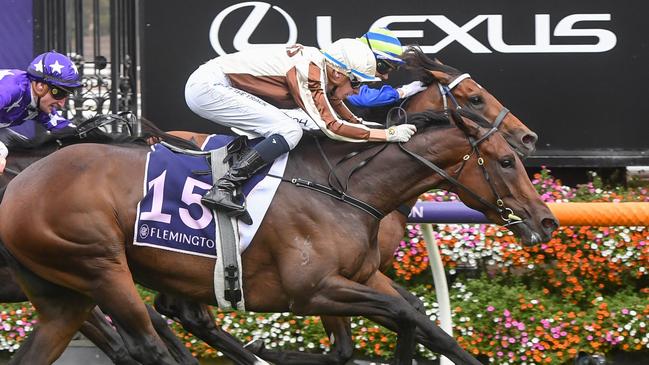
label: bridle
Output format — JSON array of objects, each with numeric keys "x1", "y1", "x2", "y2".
[
  {"x1": 400, "y1": 73, "x2": 521, "y2": 225},
  {"x1": 75, "y1": 112, "x2": 135, "y2": 139}
]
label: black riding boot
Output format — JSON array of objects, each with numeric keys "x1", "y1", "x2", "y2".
[{"x1": 202, "y1": 148, "x2": 267, "y2": 213}]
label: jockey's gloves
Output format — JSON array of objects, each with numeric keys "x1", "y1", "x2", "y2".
[
  {"x1": 397, "y1": 81, "x2": 427, "y2": 99},
  {"x1": 386, "y1": 124, "x2": 417, "y2": 142}
]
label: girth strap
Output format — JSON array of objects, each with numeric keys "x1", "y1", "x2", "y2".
[{"x1": 396, "y1": 204, "x2": 413, "y2": 217}]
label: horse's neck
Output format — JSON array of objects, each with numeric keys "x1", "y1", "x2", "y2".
[
  {"x1": 405, "y1": 80, "x2": 444, "y2": 114},
  {"x1": 287, "y1": 130, "x2": 464, "y2": 215}
]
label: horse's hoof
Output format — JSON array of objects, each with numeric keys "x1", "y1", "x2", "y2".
[{"x1": 244, "y1": 339, "x2": 265, "y2": 354}]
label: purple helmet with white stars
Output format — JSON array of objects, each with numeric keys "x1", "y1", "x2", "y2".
[{"x1": 27, "y1": 51, "x2": 82, "y2": 91}]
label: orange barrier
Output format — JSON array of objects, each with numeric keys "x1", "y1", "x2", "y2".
[{"x1": 547, "y1": 202, "x2": 649, "y2": 226}]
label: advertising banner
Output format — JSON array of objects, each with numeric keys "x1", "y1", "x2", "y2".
[
  {"x1": 141, "y1": 0, "x2": 648, "y2": 166},
  {"x1": 0, "y1": 0, "x2": 33, "y2": 69}
]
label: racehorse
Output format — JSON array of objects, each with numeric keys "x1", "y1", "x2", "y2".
[
  {"x1": 162, "y1": 48, "x2": 543, "y2": 364},
  {"x1": 0, "y1": 107, "x2": 557, "y2": 365},
  {"x1": 0, "y1": 119, "x2": 207, "y2": 365}
]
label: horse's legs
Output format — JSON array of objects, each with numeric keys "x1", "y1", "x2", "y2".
[
  {"x1": 8, "y1": 285, "x2": 94, "y2": 364},
  {"x1": 290, "y1": 273, "x2": 482, "y2": 365},
  {"x1": 323, "y1": 316, "x2": 354, "y2": 363},
  {"x1": 248, "y1": 285, "x2": 423, "y2": 365},
  {"x1": 392, "y1": 282, "x2": 426, "y2": 314},
  {"x1": 287, "y1": 275, "x2": 419, "y2": 365},
  {"x1": 92, "y1": 271, "x2": 180, "y2": 365},
  {"x1": 153, "y1": 293, "x2": 266, "y2": 365},
  {"x1": 247, "y1": 315, "x2": 352, "y2": 365},
  {"x1": 144, "y1": 303, "x2": 199, "y2": 364},
  {"x1": 80, "y1": 306, "x2": 141, "y2": 365},
  {"x1": 365, "y1": 273, "x2": 482, "y2": 365}
]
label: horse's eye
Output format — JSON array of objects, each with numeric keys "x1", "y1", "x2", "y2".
[
  {"x1": 500, "y1": 159, "x2": 514, "y2": 168},
  {"x1": 469, "y1": 95, "x2": 483, "y2": 105}
]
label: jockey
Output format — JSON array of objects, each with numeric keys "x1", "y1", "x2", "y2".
[
  {"x1": 347, "y1": 27, "x2": 427, "y2": 108},
  {"x1": 185, "y1": 38, "x2": 417, "y2": 214},
  {"x1": 0, "y1": 51, "x2": 81, "y2": 172}
]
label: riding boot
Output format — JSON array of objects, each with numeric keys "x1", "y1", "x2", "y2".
[{"x1": 202, "y1": 147, "x2": 267, "y2": 213}]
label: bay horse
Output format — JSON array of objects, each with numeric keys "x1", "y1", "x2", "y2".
[
  {"x1": 0, "y1": 119, "x2": 208, "y2": 365},
  {"x1": 162, "y1": 48, "x2": 542, "y2": 363},
  {"x1": 0, "y1": 108, "x2": 557, "y2": 365}
]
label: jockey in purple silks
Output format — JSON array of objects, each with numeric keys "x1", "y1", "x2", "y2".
[{"x1": 0, "y1": 51, "x2": 82, "y2": 173}]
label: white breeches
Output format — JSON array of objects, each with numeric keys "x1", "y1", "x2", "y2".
[
  {"x1": 185, "y1": 64, "x2": 306, "y2": 149},
  {"x1": 0, "y1": 140, "x2": 8, "y2": 159}
]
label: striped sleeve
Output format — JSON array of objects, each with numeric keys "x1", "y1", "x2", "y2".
[{"x1": 287, "y1": 62, "x2": 370, "y2": 142}]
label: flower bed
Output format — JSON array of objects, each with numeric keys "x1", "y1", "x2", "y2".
[{"x1": 0, "y1": 168, "x2": 647, "y2": 364}]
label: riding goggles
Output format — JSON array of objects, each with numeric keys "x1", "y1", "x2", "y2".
[
  {"x1": 48, "y1": 85, "x2": 71, "y2": 100},
  {"x1": 376, "y1": 59, "x2": 398, "y2": 75},
  {"x1": 363, "y1": 34, "x2": 400, "y2": 75}
]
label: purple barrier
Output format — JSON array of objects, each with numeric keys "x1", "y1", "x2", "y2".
[{"x1": 407, "y1": 201, "x2": 489, "y2": 223}]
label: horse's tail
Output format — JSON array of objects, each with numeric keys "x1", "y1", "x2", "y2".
[{"x1": 139, "y1": 118, "x2": 201, "y2": 151}]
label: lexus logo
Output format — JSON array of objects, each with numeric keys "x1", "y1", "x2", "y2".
[
  {"x1": 210, "y1": 2, "x2": 616, "y2": 55},
  {"x1": 209, "y1": 1, "x2": 297, "y2": 56}
]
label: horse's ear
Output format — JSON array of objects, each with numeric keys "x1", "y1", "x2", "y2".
[{"x1": 429, "y1": 70, "x2": 451, "y2": 84}]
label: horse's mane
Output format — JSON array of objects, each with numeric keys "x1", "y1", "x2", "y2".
[
  {"x1": 397, "y1": 109, "x2": 451, "y2": 130},
  {"x1": 401, "y1": 46, "x2": 463, "y2": 85},
  {"x1": 395, "y1": 108, "x2": 494, "y2": 131}
]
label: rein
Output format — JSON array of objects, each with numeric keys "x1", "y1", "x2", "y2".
[
  {"x1": 76, "y1": 112, "x2": 135, "y2": 139},
  {"x1": 268, "y1": 136, "x2": 387, "y2": 220}
]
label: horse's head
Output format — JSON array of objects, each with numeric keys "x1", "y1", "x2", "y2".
[
  {"x1": 402, "y1": 47, "x2": 538, "y2": 157},
  {"x1": 404, "y1": 109, "x2": 557, "y2": 245},
  {"x1": 450, "y1": 109, "x2": 557, "y2": 244}
]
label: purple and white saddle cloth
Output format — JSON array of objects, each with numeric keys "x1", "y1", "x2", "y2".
[{"x1": 133, "y1": 135, "x2": 288, "y2": 257}]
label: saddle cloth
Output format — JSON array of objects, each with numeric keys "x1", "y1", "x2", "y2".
[{"x1": 133, "y1": 135, "x2": 288, "y2": 257}]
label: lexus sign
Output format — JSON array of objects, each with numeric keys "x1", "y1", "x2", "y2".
[{"x1": 141, "y1": 0, "x2": 649, "y2": 167}]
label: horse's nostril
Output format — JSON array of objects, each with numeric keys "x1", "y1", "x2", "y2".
[
  {"x1": 522, "y1": 133, "x2": 538, "y2": 146},
  {"x1": 542, "y1": 218, "x2": 558, "y2": 232}
]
